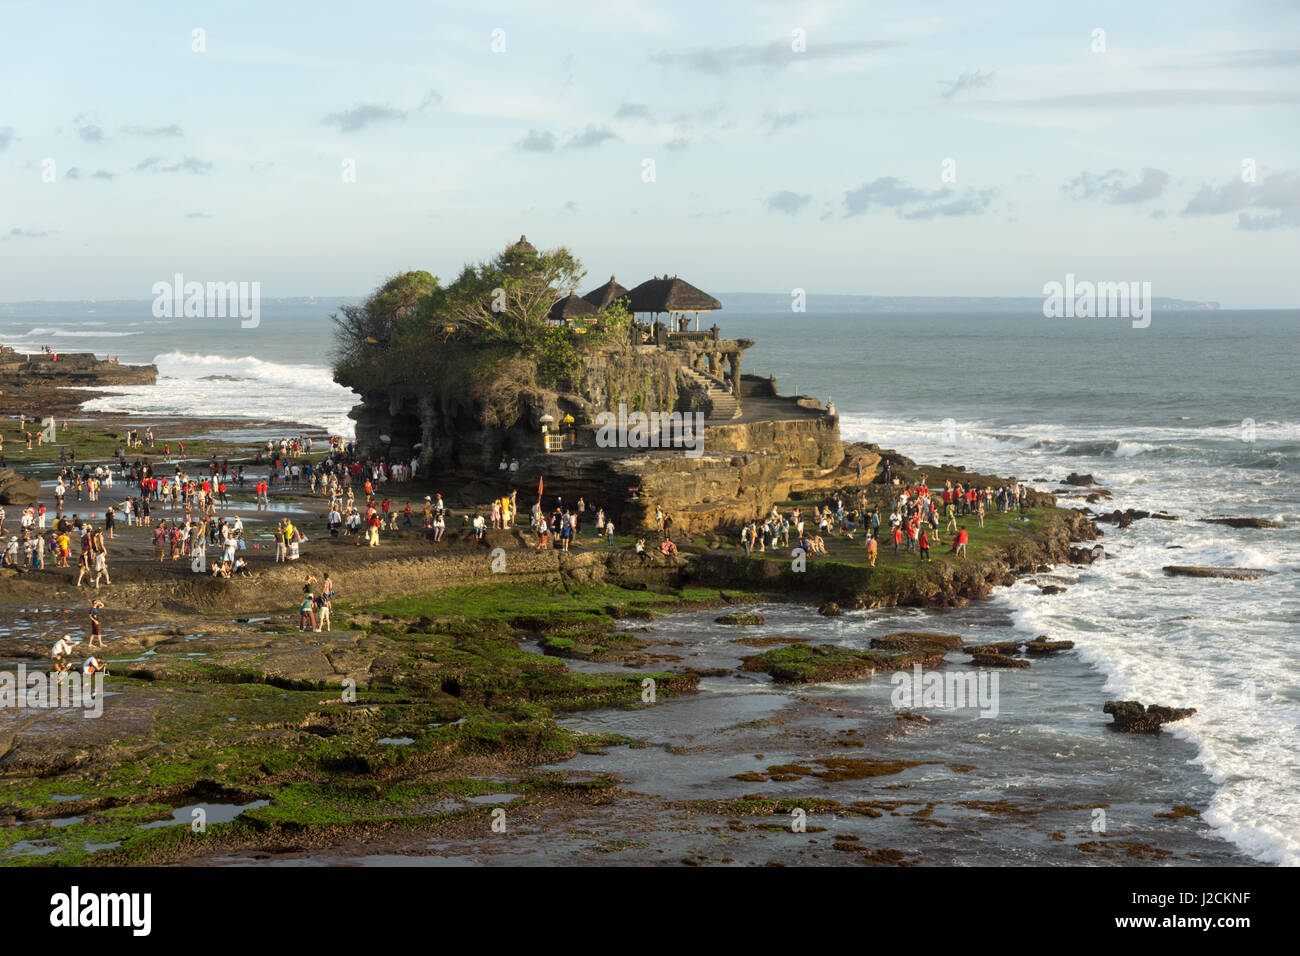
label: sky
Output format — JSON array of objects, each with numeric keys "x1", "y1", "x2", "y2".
[{"x1": 2, "y1": 0, "x2": 1299, "y2": 306}]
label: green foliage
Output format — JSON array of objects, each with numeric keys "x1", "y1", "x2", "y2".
[
  {"x1": 332, "y1": 270, "x2": 439, "y2": 392},
  {"x1": 533, "y1": 326, "x2": 581, "y2": 391},
  {"x1": 332, "y1": 241, "x2": 637, "y2": 400}
]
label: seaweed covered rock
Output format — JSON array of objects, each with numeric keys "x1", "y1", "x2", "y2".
[
  {"x1": 968, "y1": 652, "x2": 1031, "y2": 669},
  {"x1": 818, "y1": 601, "x2": 842, "y2": 617},
  {"x1": 1025, "y1": 637, "x2": 1074, "y2": 654},
  {"x1": 716, "y1": 611, "x2": 765, "y2": 626},
  {"x1": 1104, "y1": 700, "x2": 1196, "y2": 732},
  {"x1": 740, "y1": 643, "x2": 944, "y2": 684},
  {"x1": 870, "y1": 632, "x2": 964, "y2": 653}
]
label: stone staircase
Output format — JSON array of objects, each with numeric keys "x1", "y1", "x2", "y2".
[{"x1": 682, "y1": 367, "x2": 741, "y2": 421}]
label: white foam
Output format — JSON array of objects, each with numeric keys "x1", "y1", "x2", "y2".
[{"x1": 79, "y1": 351, "x2": 358, "y2": 436}]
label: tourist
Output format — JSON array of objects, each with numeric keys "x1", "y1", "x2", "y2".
[
  {"x1": 75, "y1": 545, "x2": 93, "y2": 587},
  {"x1": 52, "y1": 634, "x2": 80, "y2": 661},
  {"x1": 952, "y1": 526, "x2": 969, "y2": 558},
  {"x1": 83, "y1": 655, "x2": 109, "y2": 693},
  {"x1": 299, "y1": 589, "x2": 317, "y2": 632},
  {"x1": 316, "y1": 588, "x2": 331, "y2": 632},
  {"x1": 93, "y1": 542, "x2": 111, "y2": 588}
]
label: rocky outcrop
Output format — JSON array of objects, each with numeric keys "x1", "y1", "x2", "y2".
[
  {"x1": 739, "y1": 643, "x2": 945, "y2": 684},
  {"x1": 1200, "y1": 517, "x2": 1285, "y2": 530},
  {"x1": 1069, "y1": 544, "x2": 1107, "y2": 564},
  {"x1": 0, "y1": 349, "x2": 156, "y2": 388},
  {"x1": 716, "y1": 611, "x2": 764, "y2": 626},
  {"x1": 870, "y1": 632, "x2": 964, "y2": 653},
  {"x1": 348, "y1": 344, "x2": 845, "y2": 534},
  {"x1": 684, "y1": 506, "x2": 1101, "y2": 609},
  {"x1": 1163, "y1": 566, "x2": 1274, "y2": 580},
  {"x1": 0, "y1": 468, "x2": 39, "y2": 505},
  {"x1": 969, "y1": 652, "x2": 1031, "y2": 669},
  {"x1": 1025, "y1": 638, "x2": 1074, "y2": 654},
  {"x1": 1063, "y1": 472, "x2": 1096, "y2": 486},
  {"x1": 1104, "y1": 700, "x2": 1196, "y2": 732}
]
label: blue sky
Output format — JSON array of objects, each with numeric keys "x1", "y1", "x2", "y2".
[{"x1": 2, "y1": 0, "x2": 1298, "y2": 305}]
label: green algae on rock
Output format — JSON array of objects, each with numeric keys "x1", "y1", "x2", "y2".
[{"x1": 739, "y1": 644, "x2": 945, "y2": 684}]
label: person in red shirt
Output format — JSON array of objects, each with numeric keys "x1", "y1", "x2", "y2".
[
  {"x1": 952, "y1": 526, "x2": 969, "y2": 557},
  {"x1": 918, "y1": 530, "x2": 931, "y2": 562},
  {"x1": 892, "y1": 524, "x2": 903, "y2": 555}
]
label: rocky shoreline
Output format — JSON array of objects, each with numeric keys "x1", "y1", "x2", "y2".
[{"x1": 1, "y1": 405, "x2": 1243, "y2": 867}]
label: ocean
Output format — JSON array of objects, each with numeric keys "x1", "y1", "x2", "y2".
[
  {"x1": 2, "y1": 303, "x2": 1296, "y2": 864},
  {"x1": 0, "y1": 300, "x2": 361, "y2": 437}
]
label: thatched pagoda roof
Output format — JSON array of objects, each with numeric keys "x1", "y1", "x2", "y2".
[
  {"x1": 625, "y1": 275, "x2": 722, "y2": 313},
  {"x1": 508, "y1": 234, "x2": 536, "y2": 253},
  {"x1": 581, "y1": 276, "x2": 631, "y2": 310},
  {"x1": 548, "y1": 292, "x2": 598, "y2": 320}
]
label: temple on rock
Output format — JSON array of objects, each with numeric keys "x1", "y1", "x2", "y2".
[{"x1": 344, "y1": 238, "x2": 862, "y2": 533}]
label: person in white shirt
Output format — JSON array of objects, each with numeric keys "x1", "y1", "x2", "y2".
[{"x1": 52, "y1": 635, "x2": 80, "y2": 659}]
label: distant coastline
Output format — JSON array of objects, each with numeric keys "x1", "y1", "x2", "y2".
[
  {"x1": 714, "y1": 292, "x2": 1222, "y2": 313},
  {"x1": 0, "y1": 293, "x2": 1232, "y2": 315}
]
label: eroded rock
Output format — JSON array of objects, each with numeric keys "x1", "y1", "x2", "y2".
[{"x1": 1104, "y1": 700, "x2": 1196, "y2": 732}]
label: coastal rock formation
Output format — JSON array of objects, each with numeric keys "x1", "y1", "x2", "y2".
[
  {"x1": 1163, "y1": 565, "x2": 1274, "y2": 580},
  {"x1": 716, "y1": 611, "x2": 764, "y2": 626},
  {"x1": 818, "y1": 601, "x2": 842, "y2": 617},
  {"x1": 0, "y1": 468, "x2": 39, "y2": 505},
  {"x1": 1063, "y1": 472, "x2": 1096, "y2": 486},
  {"x1": 1025, "y1": 637, "x2": 1074, "y2": 654},
  {"x1": 740, "y1": 643, "x2": 945, "y2": 684},
  {"x1": 1199, "y1": 517, "x2": 1285, "y2": 530},
  {"x1": 686, "y1": 506, "x2": 1100, "y2": 609},
  {"x1": 349, "y1": 354, "x2": 846, "y2": 534},
  {"x1": 1095, "y1": 508, "x2": 1179, "y2": 527},
  {"x1": 870, "y1": 632, "x2": 964, "y2": 653},
  {"x1": 1104, "y1": 700, "x2": 1196, "y2": 732},
  {"x1": 1068, "y1": 544, "x2": 1107, "y2": 564},
  {"x1": 0, "y1": 348, "x2": 157, "y2": 389},
  {"x1": 968, "y1": 651, "x2": 1031, "y2": 669}
]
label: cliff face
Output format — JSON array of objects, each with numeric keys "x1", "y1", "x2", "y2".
[
  {"x1": 344, "y1": 342, "x2": 846, "y2": 533},
  {"x1": 349, "y1": 344, "x2": 689, "y2": 471}
]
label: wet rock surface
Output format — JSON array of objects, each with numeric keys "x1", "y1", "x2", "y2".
[
  {"x1": 1162, "y1": 566, "x2": 1274, "y2": 580},
  {"x1": 1104, "y1": 701, "x2": 1197, "y2": 733}
]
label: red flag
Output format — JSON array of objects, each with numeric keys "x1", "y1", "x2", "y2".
[{"x1": 538, "y1": 476, "x2": 544, "y2": 497}]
